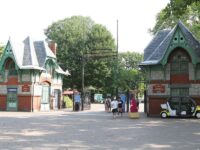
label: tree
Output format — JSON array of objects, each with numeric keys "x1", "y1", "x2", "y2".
[
  {"x1": 117, "y1": 52, "x2": 144, "y2": 97},
  {"x1": 45, "y1": 16, "x2": 115, "y2": 92},
  {"x1": 0, "y1": 44, "x2": 4, "y2": 57},
  {"x1": 169, "y1": 0, "x2": 198, "y2": 17},
  {"x1": 150, "y1": 0, "x2": 200, "y2": 40}
]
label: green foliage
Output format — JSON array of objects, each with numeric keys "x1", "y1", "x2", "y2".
[
  {"x1": 170, "y1": 0, "x2": 197, "y2": 17},
  {"x1": 45, "y1": 16, "x2": 115, "y2": 92},
  {"x1": 45, "y1": 16, "x2": 145, "y2": 96},
  {"x1": 117, "y1": 52, "x2": 144, "y2": 96},
  {"x1": 63, "y1": 96, "x2": 73, "y2": 108},
  {"x1": 150, "y1": 0, "x2": 200, "y2": 40},
  {"x1": 0, "y1": 44, "x2": 4, "y2": 57},
  {"x1": 118, "y1": 52, "x2": 143, "y2": 70}
]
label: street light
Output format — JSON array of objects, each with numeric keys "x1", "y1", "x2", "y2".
[{"x1": 81, "y1": 55, "x2": 85, "y2": 111}]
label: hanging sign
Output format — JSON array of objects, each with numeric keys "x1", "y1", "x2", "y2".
[
  {"x1": 152, "y1": 84, "x2": 165, "y2": 93},
  {"x1": 22, "y1": 84, "x2": 30, "y2": 92}
]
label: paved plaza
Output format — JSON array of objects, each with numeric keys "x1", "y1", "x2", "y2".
[{"x1": 0, "y1": 104, "x2": 200, "y2": 150}]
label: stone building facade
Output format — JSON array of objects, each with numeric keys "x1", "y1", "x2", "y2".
[
  {"x1": 141, "y1": 21, "x2": 200, "y2": 116},
  {"x1": 0, "y1": 36, "x2": 68, "y2": 112}
]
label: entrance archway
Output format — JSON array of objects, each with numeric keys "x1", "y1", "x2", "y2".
[
  {"x1": 41, "y1": 82, "x2": 50, "y2": 111},
  {"x1": 168, "y1": 47, "x2": 191, "y2": 96}
]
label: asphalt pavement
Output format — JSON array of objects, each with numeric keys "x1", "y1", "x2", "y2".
[{"x1": 0, "y1": 104, "x2": 200, "y2": 150}]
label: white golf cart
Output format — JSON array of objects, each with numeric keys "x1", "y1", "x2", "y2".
[{"x1": 160, "y1": 96, "x2": 200, "y2": 118}]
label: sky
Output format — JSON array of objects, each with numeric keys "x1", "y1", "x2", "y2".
[{"x1": 0, "y1": 0, "x2": 169, "y2": 53}]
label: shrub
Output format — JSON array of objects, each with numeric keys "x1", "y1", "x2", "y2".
[{"x1": 63, "y1": 96, "x2": 73, "y2": 108}]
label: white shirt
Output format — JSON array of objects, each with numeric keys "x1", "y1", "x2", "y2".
[{"x1": 111, "y1": 100, "x2": 118, "y2": 109}]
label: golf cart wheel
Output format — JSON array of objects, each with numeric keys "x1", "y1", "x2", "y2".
[
  {"x1": 196, "y1": 112, "x2": 200, "y2": 119},
  {"x1": 161, "y1": 112, "x2": 167, "y2": 118}
]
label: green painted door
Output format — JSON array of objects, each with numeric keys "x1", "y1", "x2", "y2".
[
  {"x1": 7, "y1": 88, "x2": 18, "y2": 111},
  {"x1": 41, "y1": 85, "x2": 50, "y2": 111}
]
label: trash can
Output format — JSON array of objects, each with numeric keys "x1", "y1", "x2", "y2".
[{"x1": 75, "y1": 102, "x2": 80, "y2": 111}]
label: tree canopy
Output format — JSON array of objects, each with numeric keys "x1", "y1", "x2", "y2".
[
  {"x1": 45, "y1": 16, "x2": 145, "y2": 97},
  {"x1": 45, "y1": 16, "x2": 116, "y2": 92},
  {"x1": 0, "y1": 44, "x2": 4, "y2": 57},
  {"x1": 150, "y1": 0, "x2": 200, "y2": 40},
  {"x1": 118, "y1": 52, "x2": 144, "y2": 96}
]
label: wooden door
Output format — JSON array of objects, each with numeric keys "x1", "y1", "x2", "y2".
[
  {"x1": 41, "y1": 85, "x2": 50, "y2": 111},
  {"x1": 7, "y1": 88, "x2": 18, "y2": 111}
]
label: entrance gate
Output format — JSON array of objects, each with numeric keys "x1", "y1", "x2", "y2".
[
  {"x1": 7, "y1": 88, "x2": 18, "y2": 111},
  {"x1": 41, "y1": 85, "x2": 50, "y2": 111}
]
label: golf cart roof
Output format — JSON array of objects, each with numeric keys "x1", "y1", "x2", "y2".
[{"x1": 167, "y1": 96, "x2": 197, "y2": 105}]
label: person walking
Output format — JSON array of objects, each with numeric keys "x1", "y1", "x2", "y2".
[
  {"x1": 117, "y1": 96, "x2": 123, "y2": 116},
  {"x1": 105, "y1": 96, "x2": 111, "y2": 112},
  {"x1": 107, "y1": 96, "x2": 111, "y2": 112},
  {"x1": 111, "y1": 97, "x2": 118, "y2": 119}
]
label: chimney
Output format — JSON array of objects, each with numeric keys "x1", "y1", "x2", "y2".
[{"x1": 48, "y1": 41, "x2": 57, "y2": 56}]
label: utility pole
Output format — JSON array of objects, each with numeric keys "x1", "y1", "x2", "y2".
[
  {"x1": 81, "y1": 50, "x2": 117, "y2": 111},
  {"x1": 80, "y1": 21, "x2": 119, "y2": 111},
  {"x1": 116, "y1": 20, "x2": 119, "y2": 97},
  {"x1": 81, "y1": 55, "x2": 85, "y2": 111}
]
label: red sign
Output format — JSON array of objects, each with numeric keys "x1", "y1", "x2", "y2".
[
  {"x1": 22, "y1": 84, "x2": 30, "y2": 92},
  {"x1": 152, "y1": 84, "x2": 165, "y2": 93}
]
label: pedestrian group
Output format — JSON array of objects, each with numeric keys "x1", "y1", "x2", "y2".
[{"x1": 105, "y1": 96, "x2": 124, "y2": 119}]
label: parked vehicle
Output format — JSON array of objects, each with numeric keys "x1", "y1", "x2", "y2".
[{"x1": 160, "y1": 96, "x2": 200, "y2": 118}]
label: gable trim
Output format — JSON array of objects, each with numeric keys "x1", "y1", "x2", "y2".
[{"x1": 160, "y1": 23, "x2": 197, "y2": 65}]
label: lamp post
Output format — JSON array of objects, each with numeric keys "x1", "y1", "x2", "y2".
[
  {"x1": 116, "y1": 20, "x2": 119, "y2": 97},
  {"x1": 81, "y1": 55, "x2": 85, "y2": 111}
]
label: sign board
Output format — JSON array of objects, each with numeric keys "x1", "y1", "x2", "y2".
[
  {"x1": 22, "y1": 84, "x2": 30, "y2": 92},
  {"x1": 152, "y1": 84, "x2": 165, "y2": 93},
  {"x1": 74, "y1": 94, "x2": 81, "y2": 103},
  {"x1": 8, "y1": 88, "x2": 17, "y2": 92},
  {"x1": 94, "y1": 94, "x2": 103, "y2": 103}
]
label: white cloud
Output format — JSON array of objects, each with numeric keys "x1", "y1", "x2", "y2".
[{"x1": 0, "y1": 0, "x2": 169, "y2": 53}]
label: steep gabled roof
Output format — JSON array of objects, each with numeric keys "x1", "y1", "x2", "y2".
[
  {"x1": 143, "y1": 29, "x2": 171, "y2": 60},
  {"x1": 178, "y1": 21, "x2": 200, "y2": 58},
  {"x1": 34, "y1": 40, "x2": 56, "y2": 67},
  {"x1": 22, "y1": 37, "x2": 39, "y2": 66},
  {"x1": 1, "y1": 36, "x2": 67, "y2": 75},
  {"x1": 141, "y1": 20, "x2": 200, "y2": 66},
  {"x1": 9, "y1": 36, "x2": 56, "y2": 69}
]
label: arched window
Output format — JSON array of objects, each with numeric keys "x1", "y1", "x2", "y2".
[
  {"x1": 45, "y1": 60, "x2": 55, "y2": 75},
  {"x1": 168, "y1": 48, "x2": 190, "y2": 96},
  {"x1": 46, "y1": 63, "x2": 52, "y2": 74},
  {"x1": 170, "y1": 49, "x2": 190, "y2": 75},
  {"x1": 8, "y1": 62, "x2": 17, "y2": 76}
]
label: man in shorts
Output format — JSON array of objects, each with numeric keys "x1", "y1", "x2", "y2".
[{"x1": 111, "y1": 97, "x2": 118, "y2": 119}]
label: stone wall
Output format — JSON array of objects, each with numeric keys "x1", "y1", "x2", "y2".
[
  {"x1": 150, "y1": 70, "x2": 164, "y2": 80},
  {"x1": 21, "y1": 74, "x2": 31, "y2": 82},
  {"x1": 33, "y1": 84, "x2": 42, "y2": 96},
  {"x1": 190, "y1": 84, "x2": 200, "y2": 96},
  {"x1": 0, "y1": 85, "x2": 7, "y2": 94}
]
